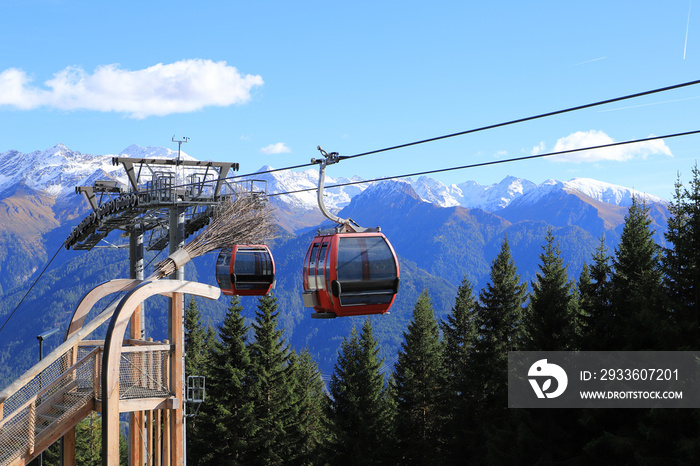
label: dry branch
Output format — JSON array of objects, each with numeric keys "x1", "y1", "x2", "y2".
[{"x1": 149, "y1": 195, "x2": 275, "y2": 280}]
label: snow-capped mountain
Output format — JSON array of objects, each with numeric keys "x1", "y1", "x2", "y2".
[
  {"x1": 406, "y1": 175, "x2": 666, "y2": 210},
  {"x1": 0, "y1": 144, "x2": 667, "y2": 213},
  {"x1": 0, "y1": 143, "x2": 192, "y2": 198}
]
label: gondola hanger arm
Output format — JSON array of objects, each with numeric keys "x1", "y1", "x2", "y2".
[{"x1": 312, "y1": 147, "x2": 368, "y2": 233}]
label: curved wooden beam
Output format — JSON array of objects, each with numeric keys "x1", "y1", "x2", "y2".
[
  {"x1": 66, "y1": 279, "x2": 141, "y2": 339},
  {"x1": 101, "y1": 280, "x2": 221, "y2": 465}
]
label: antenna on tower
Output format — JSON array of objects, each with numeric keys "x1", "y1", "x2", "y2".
[{"x1": 172, "y1": 135, "x2": 190, "y2": 165}]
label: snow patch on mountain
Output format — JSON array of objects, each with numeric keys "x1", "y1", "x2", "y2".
[
  {"x1": 244, "y1": 165, "x2": 368, "y2": 212},
  {"x1": 409, "y1": 176, "x2": 462, "y2": 207},
  {"x1": 563, "y1": 178, "x2": 665, "y2": 207},
  {"x1": 406, "y1": 175, "x2": 537, "y2": 211},
  {"x1": 457, "y1": 176, "x2": 538, "y2": 210},
  {"x1": 0, "y1": 144, "x2": 121, "y2": 197}
]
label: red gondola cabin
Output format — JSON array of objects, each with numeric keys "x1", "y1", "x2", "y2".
[
  {"x1": 216, "y1": 245, "x2": 275, "y2": 296},
  {"x1": 302, "y1": 231, "x2": 400, "y2": 318}
]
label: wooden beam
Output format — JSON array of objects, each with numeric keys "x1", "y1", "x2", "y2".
[
  {"x1": 67, "y1": 279, "x2": 140, "y2": 338},
  {"x1": 117, "y1": 398, "x2": 178, "y2": 413},
  {"x1": 147, "y1": 410, "x2": 154, "y2": 466},
  {"x1": 130, "y1": 302, "x2": 143, "y2": 466},
  {"x1": 163, "y1": 339, "x2": 171, "y2": 466}
]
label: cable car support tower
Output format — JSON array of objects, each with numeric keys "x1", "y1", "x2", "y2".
[{"x1": 0, "y1": 147, "x2": 268, "y2": 466}]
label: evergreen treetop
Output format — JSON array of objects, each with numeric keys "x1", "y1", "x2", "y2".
[
  {"x1": 663, "y1": 164, "x2": 700, "y2": 349},
  {"x1": 393, "y1": 290, "x2": 445, "y2": 464},
  {"x1": 524, "y1": 229, "x2": 578, "y2": 351},
  {"x1": 247, "y1": 293, "x2": 295, "y2": 465},
  {"x1": 327, "y1": 319, "x2": 393, "y2": 465},
  {"x1": 610, "y1": 197, "x2": 666, "y2": 350}
]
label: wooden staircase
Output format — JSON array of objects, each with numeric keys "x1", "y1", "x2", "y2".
[{"x1": 0, "y1": 349, "x2": 99, "y2": 466}]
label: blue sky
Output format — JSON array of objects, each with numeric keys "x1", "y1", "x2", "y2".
[{"x1": 2, "y1": 0, "x2": 699, "y2": 199}]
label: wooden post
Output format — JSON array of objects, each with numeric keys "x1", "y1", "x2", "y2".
[
  {"x1": 155, "y1": 409, "x2": 162, "y2": 466},
  {"x1": 130, "y1": 224, "x2": 146, "y2": 466},
  {"x1": 169, "y1": 206, "x2": 186, "y2": 466},
  {"x1": 155, "y1": 339, "x2": 163, "y2": 465},
  {"x1": 170, "y1": 292, "x2": 184, "y2": 466},
  {"x1": 163, "y1": 340, "x2": 171, "y2": 466},
  {"x1": 62, "y1": 428, "x2": 76, "y2": 466},
  {"x1": 147, "y1": 410, "x2": 154, "y2": 466},
  {"x1": 131, "y1": 304, "x2": 144, "y2": 466}
]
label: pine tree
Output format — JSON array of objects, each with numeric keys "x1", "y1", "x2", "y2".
[
  {"x1": 327, "y1": 319, "x2": 393, "y2": 465},
  {"x1": 609, "y1": 197, "x2": 667, "y2": 350},
  {"x1": 469, "y1": 236, "x2": 527, "y2": 463},
  {"x1": 192, "y1": 296, "x2": 254, "y2": 465},
  {"x1": 357, "y1": 318, "x2": 395, "y2": 462},
  {"x1": 653, "y1": 165, "x2": 700, "y2": 460},
  {"x1": 327, "y1": 324, "x2": 362, "y2": 463},
  {"x1": 579, "y1": 237, "x2": 613, "y2": 350},
  {"x1": 184, "y1": 296, "x2": 212, "y2": 458},
  {"x1": 663, "y1": 165, "x2": 700, "y2": 349},
  {"x1": 247, "y1": 293, "x2": 295, "y2": 465},
  {"x1": 287, "y1": 348, "x2": 329, "y2": 465},
  {"x1": 519, "y1": 230, "x2": 586, "y2": 464},
  {"x1": 523, "y1": 229, "x2": 577, "y2": 351},
  {"x1": 184, "y1": 297, "x2": 210, "y2": 379},
  {"x1": 576, "y1": 262, "x2": 592, "y2": 338},
  {"x1": 393, "y1": 290, "x2": 445, "y2": 464},
  {"x1": 440, "y1": 276, "x2": 478, "y2": 464},
  {"x1": 472, "y1": 236, "x2": 527, "y2": 405}
]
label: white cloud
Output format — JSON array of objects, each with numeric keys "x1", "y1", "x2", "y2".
[
  {"x1": 530, "y1": 141, "x2": 546, "y2": 155},
  {"x1": 0, "y1": 59, "x2": 263, "y2": 118},
  {"x1": 550, "y1": 130, "x2": 672, "y2": 163},
  {"x1": 260, "y1": 142, "x2": 291, "y2": 154}
]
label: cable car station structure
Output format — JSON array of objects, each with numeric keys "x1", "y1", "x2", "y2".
[{"x1": 0, "y1": 154, "x2": 268, "y2": 466}]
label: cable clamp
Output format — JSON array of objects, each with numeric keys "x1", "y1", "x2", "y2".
[{"x1": 311, "y1": 146, "x2": 341, "y2": 165}]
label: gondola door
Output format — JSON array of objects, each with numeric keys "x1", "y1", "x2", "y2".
[{"x1": 303, "y1": 237, "x2": 334, "y2": 313}]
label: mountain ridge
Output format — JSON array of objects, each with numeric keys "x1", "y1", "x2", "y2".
[{"x1": 1, "y1": 144, "x2": 668, "y2": 219}]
